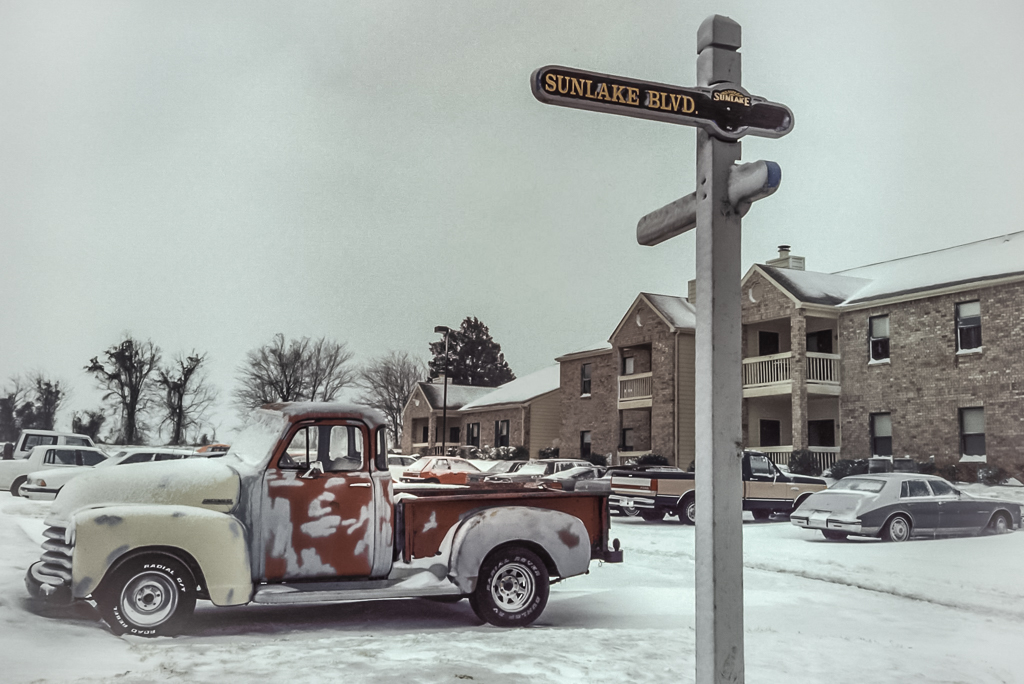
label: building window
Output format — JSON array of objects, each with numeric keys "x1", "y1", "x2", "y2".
[
  {"x1": 467, "y1": 423, "x2": 480, "y2": 447},
  {"x1": 870, "y1": 413, "x2": 892, "y2": 456},
  {"x1": 960, "y1": 407, "x2": 985, "y2": 458},
  {"x1": 421, "y1": 425, "x2": 428, "y2": 444},
  {"x1": 956, "y1": 301, "x2": 982, "y2": 351},
  {"x1": 869, "y1": 315, "x2": 889, "y2": 361},
  {"x1": 758, "y1": 331, "x2": 780, "y2": 356},
  {"x1": 449, "y1": 426, "x2": 460, "y2": 444},
  {"x1": 622, "y1": 356, "x2": 635, "y2": 375},
  {"x1": 580, "y1": 431, "x2": 592, "y2": 458},
  {"x1": 581, "y1": 363, "x2": 592, "y2": 395},
  {"x1": 621, "y1": 428, "x2": 634, "y2": 451},
  {"x1": 759, "y1": 420, "x2": 781, "y2": 447},
  {"x1": 494, "y1": 420, "x2": 509, "y2": 448}
]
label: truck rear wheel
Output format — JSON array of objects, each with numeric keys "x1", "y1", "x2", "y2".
[
  {"x1": 470, "y1": 546, "x2": 549, "y2": 627},
  {"x1": 678, "y1": 497, "x2": 696, "y2": 525},
  {"x1": 96, "y1": 554, "x2": 196, "y2": 637}
]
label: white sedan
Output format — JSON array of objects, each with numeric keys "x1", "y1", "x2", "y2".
[
  {"x1": 20, "y1": 447, "x2": 195, "y2": 500},
  {"x1": 1, "y1": 445, "x2": 108, "y2": 497}
]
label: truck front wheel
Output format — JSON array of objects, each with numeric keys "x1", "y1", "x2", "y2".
[
  {"x1": 96, "y1": 554, "x2": 196, "y2": 637},
  {"x1": 470, "y1": 546, "x2": 549, "y2": 627}
]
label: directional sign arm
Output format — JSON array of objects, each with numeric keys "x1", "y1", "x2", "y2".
[{"x1": 636, "y1": 161, "x2": 782, "y2": 246}]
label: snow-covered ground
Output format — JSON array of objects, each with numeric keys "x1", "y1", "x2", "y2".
[{"x1": 3, "y1": 491, "x2": 1023, "y2": 683}]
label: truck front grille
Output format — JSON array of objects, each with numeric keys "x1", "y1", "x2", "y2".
[{"x1": 37, "y1": 525, "x2": 73, "y2": 585}]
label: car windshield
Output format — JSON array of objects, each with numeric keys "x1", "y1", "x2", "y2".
[
  {"x1": 406, "y1": 459, "x2": 430, "y2": 473},
  {"x1": 517, "y1": 463, "x2": 550, "y2": 476},
  {"x1": 831, "y1": 478, "x2": 886, "y2": 493}
]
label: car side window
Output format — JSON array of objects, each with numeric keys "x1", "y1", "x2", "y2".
[
  {"x1": 901, "y1": 480, "x2": 931, "y2": 498},
  {"x1": 155, "y1": 453, "x2": 185, "y2": 461},
  {"x1": 749, "y1": 455, "x2": 773, "y2": 477},
  {"x1": 928, "y1": 480, "x2": 956, "y2": 496},
  {"x1": 45, "y1": 449, "x2": 77, "y2": 465},
  {"x1": 121, "y1": 453, "x2": 152, "y2": 464},
  {"x1": 435, "y1": 459, "x2": 450, "y2": 470},
  {"x1": 24, "y1": 434, "x2": 58, "y2": 451},
  {"x1": 326, "y1": 425, "x2": 363, "y2": 472},
  {"x1": 78, "y1": 450, "x2": 106, "y2": 466},
  {"x1": 66, "y1": 437, "x2": 90, "y2": 447}
]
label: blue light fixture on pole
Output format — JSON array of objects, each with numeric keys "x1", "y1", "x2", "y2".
[{"x1": 434, "y1": 325, "x2": 453, "y2": 456}]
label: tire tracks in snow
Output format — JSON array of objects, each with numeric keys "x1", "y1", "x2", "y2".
[{"x1": 746, "y1": 559, "x2": 1024, "y2": 622}]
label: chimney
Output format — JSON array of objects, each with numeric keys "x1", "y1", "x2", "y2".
[
  {"x1": 766, "y1": 244, "x2": 805, "y2": 271},
  {"x1": 687, "y1": 278, "x2": 697, "y2": 303}
]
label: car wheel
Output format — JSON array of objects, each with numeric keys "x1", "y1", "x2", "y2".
[
  {"x1": 621, "y1": 506, "x2": 641, "y2": 517},
  {"x1": 96, "y1": 554, "x2": 196, "y2": 637},
  {"x1": 752, "y1": 509, "x2": 771, "y2": 521},
  {"x1": 471, "y1": 546, "x2": 549, "y2": 627},
  {"x1": 10, "y1": 476, "x2": 27, "y2": 497},
  {"x1": 640, "y1": 510, "x2": 665, "y2": 522},
  {"x1": 821, "y1": 530, "x2": 848, "y2": 541},
  {"x1": 677, "y1": 497, "x2": 696, "y2": 525},
  {"x1": 882, "y1": 514, "x2": 912, "y2": 542},
  {"x1": 987, "y1": 512, "x2": 1011, "y2": 535}
]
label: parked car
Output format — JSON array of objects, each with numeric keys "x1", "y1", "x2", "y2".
[
  {"x1": 21, "y1": 448, "x2": 196, "y2": 501},
  {"x1": 484, "y1": 459, "x2": 593, "y2": 484},
  {"x1": 400, "y1": 456, "x2": 484, "y2": 485},
  {"x1": 9, "y1": 429, "x2": 96, "y2": 461},
  {"x1": 482, "y1": 460, "x2": 528, "y2": 475},
  {"x1": 196, "y1": 443, "x2": 231, "y2": 456},
  {"x1": 539, "y1": 466, "x2": 606, "y2": 491},
  {"x1": 791, "y1": 473, "x2": 1023, "y2": 541},
  {"x1": 387, "y1": 455, "x2": 418, "y2": 480},
  {"x1": 2, "y1": 446, "x2": 108, "y2": 496}
]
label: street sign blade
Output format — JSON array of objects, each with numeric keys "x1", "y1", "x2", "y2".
[
  {"x1": 637, "y1": 192, "x2": 698, "y2": 246},
  {"x1": 531, "y1": 65, "x2": 793, "y2": 141}
]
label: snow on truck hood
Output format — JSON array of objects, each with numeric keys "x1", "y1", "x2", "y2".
[{"x1": 47, "y1": 458, "x2": 241, "y2": 526}]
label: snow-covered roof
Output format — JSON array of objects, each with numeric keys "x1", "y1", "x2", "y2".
[
  {"x1": 642, "y1": 293, "x2": 697, "y2": 330},
  {"x1": 758, "y1": 231, "x2": 1024, "y2": 308},
  {"x1": 415, "y1": 382, "x2": 494, "y2": 411},
  {"x1": 460, "y1": 365, "x2": 561, "y2": 411},
  {"x1": 833, "y1": 231, "x2": 1024, "y2": 305},
  {"x1": 760, "y1": 266, "x2": 870, "y2": 306},
  {"x1": 554, "y1": 341, "x2": 613, "y2": 362}
]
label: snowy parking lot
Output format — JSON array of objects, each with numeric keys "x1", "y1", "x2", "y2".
[{"x1": 3, "y1": 489, "x2": 1023, "y2": 684}]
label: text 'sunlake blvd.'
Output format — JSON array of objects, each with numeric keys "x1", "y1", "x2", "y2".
[
  {"x1": 2, "y1": 486, "x2": 1023, "y2": 683},
  {"x1": 531, "y1": 65, "x2": 793, "y2": 141}
]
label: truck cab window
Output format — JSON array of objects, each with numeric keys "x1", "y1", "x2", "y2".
[{"x1": 327, "y1": 425, "x2": 363, "y2": 472}]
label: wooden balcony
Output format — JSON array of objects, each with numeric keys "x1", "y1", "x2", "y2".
[
  {"x1": 618, "y1": 372, "x2": 653, "y2": 409},
  {"x1": 742, "y1": 352, "x2": 840, "y2": 397}
]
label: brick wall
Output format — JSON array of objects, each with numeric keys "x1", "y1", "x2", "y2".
[
  {"x1": 839, "y1": 281, "x2": 1024, "y2": 470},
  {"x1": 559, "y1": 350, "x2": 616, "y2": 459}
]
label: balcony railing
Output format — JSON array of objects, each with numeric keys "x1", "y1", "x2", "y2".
[
  {"x1": 619, "y1": 372, "x2": 653, "y2": 401},
  {"x1": 742, "y1": 352, "x2": 840, "y2": 388},
  {"x1": 755, "y1": 445, "x2": 841, "y2": 471}
]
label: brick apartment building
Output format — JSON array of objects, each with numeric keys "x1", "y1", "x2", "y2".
[
  {"x1": 400, "y1": 366, "x2": 561, "y2": 459},
  {"x1": 740, "y1": 232, "x2": 1024, "y2": 472},
  {"x1": 556, "y1": 293, "x2": 696, "y2": 468}
]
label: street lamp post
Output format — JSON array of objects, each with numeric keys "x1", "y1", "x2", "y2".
[{"x1": 434, "y1": 325, "x2": 453, "y2": 456}]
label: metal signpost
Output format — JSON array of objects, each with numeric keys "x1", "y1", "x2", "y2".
[{"x1": 531, "y1": 15, "x2": 793, "y2": 684}]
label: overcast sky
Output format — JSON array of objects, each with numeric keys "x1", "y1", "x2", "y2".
[{"x1": 3, "y1": 1, "x2": 1024, "y2": 438}]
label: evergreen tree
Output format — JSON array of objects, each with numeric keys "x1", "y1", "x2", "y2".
[{"x1": 428, "y1": 317, "x2": 515, "y2": 387}]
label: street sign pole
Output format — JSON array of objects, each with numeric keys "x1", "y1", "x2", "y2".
[
  {"x1": 530, "y1": 14, "x2": 792, "y2": 684},
  {"x1": 694, "y1": 19, "x2": 746, "y2": 684}
]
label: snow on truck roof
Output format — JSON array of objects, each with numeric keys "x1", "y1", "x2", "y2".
[{"x1": 262, "y1": 401, "x2": 387, "y2": 427}]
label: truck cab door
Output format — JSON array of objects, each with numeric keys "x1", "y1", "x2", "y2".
[{"x1": 261, "y1": 421, "x2": 377, "y2": 581}]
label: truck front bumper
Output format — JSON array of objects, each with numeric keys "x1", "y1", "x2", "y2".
[{"x1": 25, "y1": 561, "x2": 73, "y2": 604}]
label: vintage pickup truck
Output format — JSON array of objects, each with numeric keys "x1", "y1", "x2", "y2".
[
  {"x1": 610, "y1": 450, "x2": 826, "y2": 523},
  {"x1": 25, "y1": 403, "x2": 622, "y2": 636}
]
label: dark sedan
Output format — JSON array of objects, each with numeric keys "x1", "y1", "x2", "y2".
[{"x1": 791, "y1": 473, "x2": 1022, "y2": 541}]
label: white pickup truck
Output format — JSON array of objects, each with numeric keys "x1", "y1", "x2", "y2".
[{"x1": 26, "y1": 403, "x2": 622, "y2": 636}]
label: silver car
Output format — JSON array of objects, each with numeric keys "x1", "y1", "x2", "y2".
[{"x1": 791, "y1": 473, "x2": 1022, "y2": 542}]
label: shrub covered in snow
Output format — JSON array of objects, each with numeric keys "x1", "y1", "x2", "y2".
[
  {"x1": 539, "y1": 446, "x2": 559, "y2": 458},
  {"x1": 828, "y1": 458, "x2": 869, "y2": 480},
  {"x1": 585, "y1": 452, "x2": 609, "y2": 467},
  {"x1": 978, "y1": 466, "x2": 1010, "y2": 486},
  {"x1": 788, "y1": 449, "x2": 822, "y2": 477},
  {"x1": 633, "y1": 453, "x2": 669, "y2": 466}
]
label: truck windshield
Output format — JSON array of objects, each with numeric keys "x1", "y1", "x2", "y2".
[{"x1": 223, "y1": 410, "x2": 290, "y2": 469}]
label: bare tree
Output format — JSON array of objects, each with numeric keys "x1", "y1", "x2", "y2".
[
  {"x1": 358, "y1": 351, "x2": 426, "y2": 445},
  {"x1": 85, "y1": 336, "x2": 161, "y2": 444},
  {"x1": 29, "y1": 372, "x2": 67, "y2": 430},
  {"x1": 235, "y1": 334, "x2": 355, "y2": 410},
  {"x1": 71, "y1": 409, "x2": 107, "y2": 442},
  {"x1": 157, "y1": 352, "x2": 217, "y2": 445}
]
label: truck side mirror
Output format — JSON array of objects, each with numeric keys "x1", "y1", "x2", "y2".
[{"x1": 300, "y1": 460, "x2": 325, "y2": 479}]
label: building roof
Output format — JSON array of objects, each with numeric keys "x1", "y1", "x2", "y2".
[
  {"x1": 461, "y1": 365, "x2": 561, "y2": 411},
  {"x1": 757, "y1": 231, "x2": 1024, "y2": 308},
  {"x1": 554, "y1": 341, "x2": 613, "y2": 362},
  {"x1": 642, "y1": 293, "x2": 697, "y2": 330},
  {"x1": 415, "y1": 382, "x2": 493, "y2": 411}
]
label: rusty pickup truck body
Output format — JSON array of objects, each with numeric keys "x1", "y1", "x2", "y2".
[
  {"x1": 26, "y1": 403, "x2": 622, "y2": 636},
  {"x1": 611, "y1": 450, "x2": 826, "y2": 523}
]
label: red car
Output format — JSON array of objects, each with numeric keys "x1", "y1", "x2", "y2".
[{"x1": 401, "y1": 456, "x2": 483, "y2": 485}]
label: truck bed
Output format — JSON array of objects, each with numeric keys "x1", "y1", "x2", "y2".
[{"x1": 396, "y1": 485, "x2": 613, "y2": 563}]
